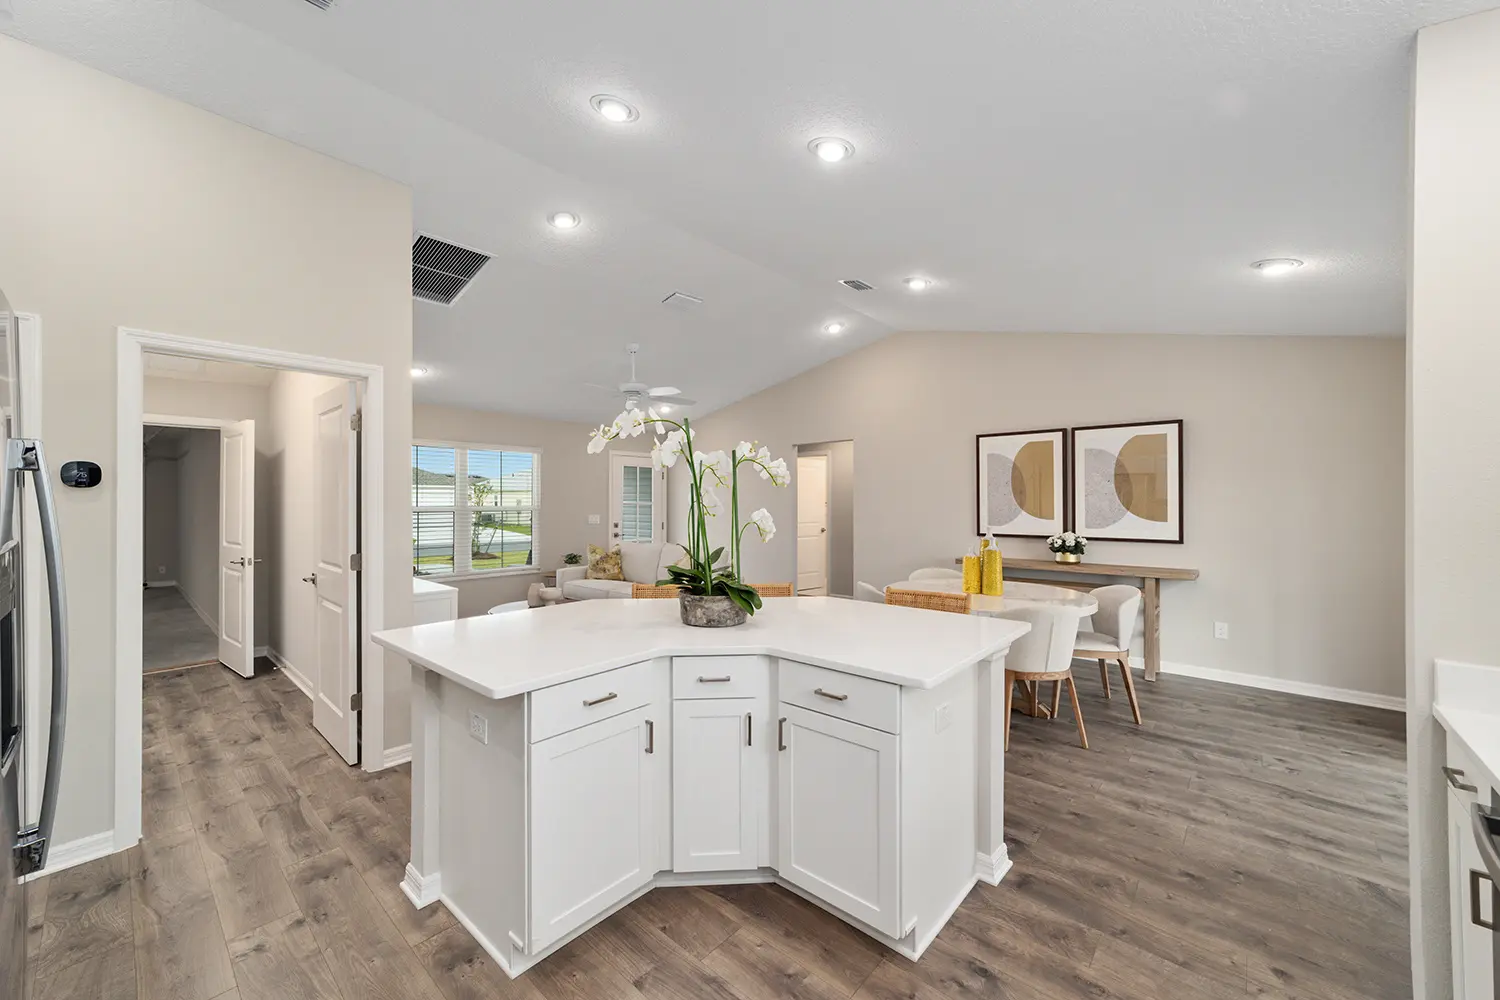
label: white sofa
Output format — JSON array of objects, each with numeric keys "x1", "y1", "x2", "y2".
[{"x1": 557, "y1": 541, "x2": 688, "y2": 600}]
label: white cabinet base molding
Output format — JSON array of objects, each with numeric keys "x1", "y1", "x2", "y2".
[{"x1": 375, "y1": 598, "x2": 1029, "y2": 980}]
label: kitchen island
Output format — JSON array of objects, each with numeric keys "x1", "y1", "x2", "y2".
[{"x1": 373, "y1": 596, "x2": 1030, "y2": 977}]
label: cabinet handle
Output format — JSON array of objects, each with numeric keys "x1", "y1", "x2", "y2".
[
  {"x1": 1471, "y1": 869, "x2": 1496, "y2": 931},
  {"x1": 746, "y1": 712, "x2": 752, "y2": 747},
  {"x1": 645, "y1": 719, "x2": 654, "y2": 754},
  {"x1": 583, "y1": 692, "x2": 618, "y2": 708},
  {"x1": 814, "y1": 688, "x2": 849, "y2": 702},
  {"x1": 778, "y1": 717, "x2": 786, "y2": 751},
  {"x1": 1443, "y1": 765, "x2": 1479, "y2": 793},
  {"x1": 698, "y1": 675, "x2": 732, "y2": 683}
]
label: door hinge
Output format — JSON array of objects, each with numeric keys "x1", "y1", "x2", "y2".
[
  {"x1": 350, "y1": 409, "x2": 363, "y2": 432},
  {"x1": 349, "y1": 552, "x2": 363, "y2": 572},
  {"x1": 350, "y1": 692, "x2": 363, "y2": 712}
]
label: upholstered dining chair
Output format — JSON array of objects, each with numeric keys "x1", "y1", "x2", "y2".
[
  {"x1": 631, "y1": 583, "x2": 681, "y2": 599},
  {"x1": 752, "y1": 583, "x2": 796, "y2": 597},
  {"x1": 855, "y1": 581, "x2": 886, "y2": 603},
  {"x1": 996, "y1": 606, "x2": 1088, "y2": 750},
  {"x1": 1073, "y1": 584, "x2": 1144, "y2": 726},
  {"x1": 884, "y1": 587, "x2": 972, "y2": 615},
  {"x1": 909, "y1": 567, "x2": 963, "y2": 581}
]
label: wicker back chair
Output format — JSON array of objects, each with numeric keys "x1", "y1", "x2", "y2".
[
  {"x1": 884, "y1": 587, "x2": 972, "y2": 616},
  {"x1": 752, "y1": 582, "x2": 796, "y2": 597},
  {"x1": 632, "y1": 583, "x2": 682, "y2": 599}
]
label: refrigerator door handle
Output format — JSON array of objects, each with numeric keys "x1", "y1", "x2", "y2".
[{"x1": 11, "y1": 438, "x2": 68, "y2": 875}]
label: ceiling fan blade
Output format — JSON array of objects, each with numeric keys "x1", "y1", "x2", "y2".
[
  {"x1": 656, "y1": 396, "x2": 696, "y2": 407},
  {"x1": 647, "y1": 386, "x2": 681, "y2": 398}
]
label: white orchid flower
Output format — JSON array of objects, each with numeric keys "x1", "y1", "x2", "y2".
[
  {"x1": 749, "y1": 507, "x2": 776, "y2": 542},
  {"x1": 699, "y1": 449, "x2": 731, "y2": 486},
  {"x1": 587, "y1": 425, "x2": 610, "y2": 454},
  {"x1": 735, "y1": 441, "x2": 755, "y2": 459},
  {"x1": 758, "y1": 456, "x2": 790, "y2": 487},
  {"x1": 651, "y1": 428, "x2": 686, "y2": 471},
  {"x1": 647, "y1": 407, "x2": 667, "y2": 434}
]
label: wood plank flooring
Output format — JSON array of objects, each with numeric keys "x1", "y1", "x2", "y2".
[{"x1": 29, "y1": 658, "x2": 1409, "y2": 1000}]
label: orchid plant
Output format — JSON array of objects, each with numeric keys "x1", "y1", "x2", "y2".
[{"x1": 589, "y1": 406, "x2": 789, "y2": 615}]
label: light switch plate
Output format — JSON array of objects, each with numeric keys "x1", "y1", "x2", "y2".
[
  {"x1": 468, "y1": 711, "x2": 489, "y2": 744},
  {"x1": 588, "y1": 514, "x2": 601, "y2": 525}
]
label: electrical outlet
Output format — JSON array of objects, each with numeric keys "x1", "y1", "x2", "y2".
[
  {"x1": 1214, "y1": 621, "x2": 1230, "y2": 640},
  {"x1": 588, "y1": 514, "x2": 601, "y2": 525},
  {"x1": 157, "y1": 565, "x2": 166, "y2": 576},
  {"x1": 468, "y1": 711, "x2": 489, "y2": 744},
  {"x1": 935, "y1": 702, "x2": 952, "y2": 733}
]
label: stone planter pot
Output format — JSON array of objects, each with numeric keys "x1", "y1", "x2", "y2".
[{"x1": 679, "y1": 593, "x2": 748, "y2": 628}]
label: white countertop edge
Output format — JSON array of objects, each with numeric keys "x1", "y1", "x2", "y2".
[
  {"x1": 1433, "y1": 703, "x2": 1500, "y2": 793},
  {"x1": 373, "y1": 627, "x2": 1030, "y2": 701}
]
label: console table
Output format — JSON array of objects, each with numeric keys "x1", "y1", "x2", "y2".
[{"x1": 954, "y1": 557, "x2": 1199, "y2": 680}]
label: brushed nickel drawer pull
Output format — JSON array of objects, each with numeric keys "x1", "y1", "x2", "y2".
[
  {"x1": 583, "y1": 692, "x2": 618, "y2": 708},
  {"x1": 778, "y1": 717, "x2": 787, "y2": 751},
  {"x1": 1471, "y1": 869, "x2": 1496, "y2": 930},
  {"x1": 646, "y1": 719, "x2": 655, "y2": 755},
  {"x1": 698, "y1": 675, "x2": 732, "y2": 683},
  {"x1": 1444, "y1": 765, "x2": 1479, "y2": 793},
  {"x1": 814, "y1": 688, "x2": 849, "y2": 702},
  {"x1": 746, "y1": 712, "x2": 752, "y2": 747}
]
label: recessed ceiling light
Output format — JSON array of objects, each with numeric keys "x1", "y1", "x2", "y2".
[
  {"x1": 823, "y1": 321, "x2": 847, "y2": 335},
  {"x1": 1251, "y1": 258, "x2": 1304, "y2": 276},
  {"x1": 808, "y1": 137, "x2": 855, "y2": 163},
  {"x1": 411, "y1": 366, "x2": 430, "y2": 378},
  {"x1": 658, "y1": 404, "x2": 672, "y2": 413},
  {"x1": 548, "y1": 211, "x2": 581, "y2": 230},
  {"x1": 904, "y1": 276, "x2": 933, "y2": 292},
  {"x1": 590, "y1": 95, "x2": 639, "y2": 123}
]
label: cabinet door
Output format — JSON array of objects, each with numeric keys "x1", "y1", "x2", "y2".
[
  {"x1": 530, "y1": 705, "x2": 658, "y2": 951},
  {"x1": 673, "y1": 698, "x2": 758, "y2": 872},
  {"x1": 1451, "y1": 786, "x2": 1497, "y2": 1000},
  {"x1": 777, "y1": 703, "x2": 900, "y2": 937}
]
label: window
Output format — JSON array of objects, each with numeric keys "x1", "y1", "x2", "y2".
[{"x1": 412, "y1": 442, "x2": 539, "y2": 577}]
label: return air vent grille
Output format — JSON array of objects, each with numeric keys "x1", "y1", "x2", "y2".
[
  {"x1": 412, "y1": 234, "x2": 491, "y2": 305},
  {"x1": 839, "y1": 279, "x2": 874, "y2": 291},
  {"x1": 303, "y1": 0, "x2": 335, "y2": 9}
]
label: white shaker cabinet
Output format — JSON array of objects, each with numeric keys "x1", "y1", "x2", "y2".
[
  {"x1": 672, "y1": 697, "x2": 763, "y2": 872},
  {"x1": 529, "y1": 705, "x2": 661, "y2": 952},
  {"x1": 776, "y1": 702, "x2": 901, "y2": 938},
  {"x1": 1446, "y1": 736, "x2": 1497, "y2": 1000}
]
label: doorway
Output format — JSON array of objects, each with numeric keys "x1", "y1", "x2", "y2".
[
  {"x1": 116, "y1": 327, "x2": 388, "y2": 851},
  {"x1": 609, "y1": 451, "x2": 665, "y2": 547},
  {"x1": 795, "y1": 441, "x2": 855, "y2": 598}
]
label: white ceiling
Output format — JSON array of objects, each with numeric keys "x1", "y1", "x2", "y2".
[
  {"x1": 6, "y1": 0, "x2": 1475, "y2": 422},
  {"x1": 144, "y1": 353, "x2": 278, "y2": 386}
]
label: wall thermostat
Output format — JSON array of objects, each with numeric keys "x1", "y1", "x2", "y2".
[{"x1": 60, "y1": 461, "x2": 102, "y2": 488}]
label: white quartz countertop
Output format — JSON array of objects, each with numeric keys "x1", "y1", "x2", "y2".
[
  {"x1": 1434, "y1": 659, "x2": 1500, "y2": 791},
  {"x1": 373, "y1": 596, "x2": 1031, "y2": 701}
]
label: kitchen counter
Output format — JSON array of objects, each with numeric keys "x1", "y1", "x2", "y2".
[
  {"x1": 1435, "y1": 659, "x2": 1500, "y2": 792},
  {"x1": 372, "y1": 597, "x2": 1031, "y2": 979},
  {"x1": 373, "y1": 595, "x2": 1031, "y2": 699}
]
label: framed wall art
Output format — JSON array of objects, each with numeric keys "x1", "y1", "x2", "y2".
[
  {"x1": 1071, "y1": 419, "x2": 1183, "y2": 543},
  {"x1": 975, "y1": 428, "x2": 1067, "y2": 538}
]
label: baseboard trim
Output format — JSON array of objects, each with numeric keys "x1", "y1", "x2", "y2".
[
  {"x1": 21, "y1": 830, "x2": 116, "y2": 882},
  {"x1": 382, "y1": 743, "x2": 413, "y2": 769},
  {"x1": 400, "y1": 863, "x2": 442, "y2": 908},
  {"x1": 175, "y1": 584, "x2": 219, "y2": 634},
  {"x1": 254, "y1": 645, "x2": 269, "y2": 658},
  {"x1": 266, "y1": 648, "x2": 313, "y2": 700},
  {"x1": 975, "y1": 844, "x2": 1013, "y2": 886},
  {"x1": 144, "y1": 579, "x2": 179, "y2": 588},
  {"x1": 1143, "y1": 657, "x2": 1406, "y2": 712}
]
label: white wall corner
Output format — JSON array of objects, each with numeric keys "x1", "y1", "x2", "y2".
[
  {"x1": 975, "y1": 844, "x2": 1012, "y2": 886},
  {"x1": 401, "y1": 862, "x2": 442, "y2": 908}
]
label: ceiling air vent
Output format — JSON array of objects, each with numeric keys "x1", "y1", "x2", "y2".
[
  {"x1": 412, "y1": 234, "x2": 490, "y2": 306},
  {"x1": 303, "y1": 0, "x2": 335, "y2": 9},
  {"x1": 839, "y1": 279, "x2": 874, "y2": 291}
]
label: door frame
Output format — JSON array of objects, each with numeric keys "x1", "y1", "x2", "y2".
[
  {"x1": 115, "y1": 325, "x2": 388, "y2": 854},
  {"x1": 608, "y1": 451, "x2": 665, "y2": 547},
  {"x1": 794, "y1": 452, "x2": 831, "y2": 596}
]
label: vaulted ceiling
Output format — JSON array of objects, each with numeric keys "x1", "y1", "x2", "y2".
[{"x1": 5, "y1": 0, "x2": 1473, "y2": 421}]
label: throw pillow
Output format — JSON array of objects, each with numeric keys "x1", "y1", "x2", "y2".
[{"x1": 586, "y1": 544, "x2": 625, "y2": 581}]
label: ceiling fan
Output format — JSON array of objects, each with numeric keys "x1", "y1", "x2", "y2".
[{"x1": 585, "y1": 343, "x2": 696, "y2": 411}]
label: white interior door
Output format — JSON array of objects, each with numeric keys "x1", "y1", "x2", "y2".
[
  {"x1": 609, "y1": 452, "x2": 664, "y2": 547},
  {"x1": 312, "y1": 383, "x2": 360, "y2": 764},
  {"x1": 218, "y1": 418, "x2": 256, "y2": 678},
  {"x1": 796, "y1": 454, "x2": 829, "y2": 595}
]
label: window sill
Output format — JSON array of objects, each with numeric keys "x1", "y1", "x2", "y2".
[{"x1": 415, "y1": 567, "x2": 542, "y2": 583}]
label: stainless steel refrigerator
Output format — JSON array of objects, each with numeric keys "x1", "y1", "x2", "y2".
[{"x1": 0, "y1": 286, "x2": 69, "y2": 1000}]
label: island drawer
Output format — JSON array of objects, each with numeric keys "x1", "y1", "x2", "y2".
[
  {"x1": 671, "y1": 655, "x2": 769, "y2": 700},
  {"x1": 530, "y1": 660, "x2": 656, "y2": 743},
  {"x1": 778, "y1": 659, "x2": 900, "y2": 735}
]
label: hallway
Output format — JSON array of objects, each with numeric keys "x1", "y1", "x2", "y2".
[{"x1": 142, "y1": 587, "x2": 219, "y2": 673}]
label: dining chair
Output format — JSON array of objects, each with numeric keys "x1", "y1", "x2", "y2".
[
  {"x1": 996, "y1": 606, "x2": 1088, "y2": 750},
  {"x1": 631, "y1": 583, "x2": 682, "y2": 599},
  {"x1": 909, "y1": 567, "x2": 963, "y2": 581},
  {"x1": 752, "y1": 582, "x2": 796, "y2": 597},
  {"x1": 855, "y1": 581, "x2": 886, "y2": 603},
  {"x1": 1073, "y1": 585, "x2": 1143, "y2": 726},
  {"x1": 884, "y1": 587, "x2": 972, "y2": 615}
]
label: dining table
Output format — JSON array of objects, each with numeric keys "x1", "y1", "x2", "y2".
[{"x1": 896, "y1": 577, "x2": 1099, "y2": 718}]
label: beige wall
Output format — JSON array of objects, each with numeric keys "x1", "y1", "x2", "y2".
[
  {"x1": 413, "y1": 404, "x2": 636, "y2": 617},
  {"x1": 175, "y1": 429, "x2": 221, "y2": 632},
  {"x1": 142, "y1": 453, "x2": 178, "y2": 585},
  {"x1": 680, "y1": 331, "x2": 1404, "y2": 697},
  {"x1": 1408, "y1": 11, "x2": 1500, "y2": 998},
  {"x1": 0, "y1": 37, "x2": 413, "y2": 846}
]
